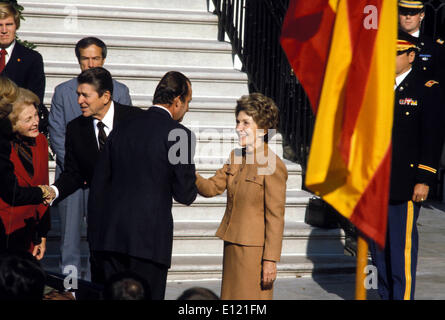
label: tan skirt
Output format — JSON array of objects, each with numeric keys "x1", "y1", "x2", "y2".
[{"x1": 220, "y1": 241, "x2": 273, "y2": 300}]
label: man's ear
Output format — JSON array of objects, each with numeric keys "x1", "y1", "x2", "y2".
[
  {"x1": 408, "y1": 51, "x2": 416, "y2": 64},
  {"x1": 420, "y1": 12, "x2": 425, "y2": 21},
  {"x1": 173, "y1": 95, "x2": 181, "y2": 107},
  {"x1": 101, "y1": 90, "x2": 112, "y2": 104}
]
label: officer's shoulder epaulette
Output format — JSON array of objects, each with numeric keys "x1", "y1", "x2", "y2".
[
  {"x1": 425, "y1": 80, "x2": 439, "y2": 87},
  {"x1": 437, "y1": 38, "x2": 444, "y2": 45}
]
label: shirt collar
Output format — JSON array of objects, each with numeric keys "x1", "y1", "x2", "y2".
[
  {"x1": 3, "y1": 40, "x2": 15, "y2": 56},
  {"x1": 151, "y1": 105, "x2": 172, "y2": 118},
  {"x1": 94, "y1": 101, "x2": 114, "y2": 129},
  {"x1": 395, "y1": 68, "x2": 412, "y2": 89},
  {"x1": 411, "y1": 30, "x2": 420, "y2": 38}
]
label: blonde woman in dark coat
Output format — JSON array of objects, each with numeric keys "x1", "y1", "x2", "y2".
[{"x1": 195, "y1": 93, "x2": 287, "y2": 300}]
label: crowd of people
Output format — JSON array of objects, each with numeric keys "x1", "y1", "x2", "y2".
[
  {"x1": 0, "y1": 0, "x2": 444, "y2": 301},
  {"x1": 0, "y1": 0, "x2": 286, "y2": 301}
]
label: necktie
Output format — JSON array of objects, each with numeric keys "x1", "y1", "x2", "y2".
[
  {"x1": 97, "y1": 121, "x2": 107, "y2": 151},
  {"x1": 0, "y1": 49, "x2": 6, "y2": 73}
]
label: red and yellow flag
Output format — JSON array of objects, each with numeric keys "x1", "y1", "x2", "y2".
[{"x1": 281, "y1": 0, "x2": 397, "y2": 248}]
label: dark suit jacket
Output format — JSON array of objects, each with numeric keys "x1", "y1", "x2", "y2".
[
  {"x1": 390, "y1": 69, "x2": 444, "y2": 201},
  {"x1": 53, "y1": 102, "x2": 143, "y2": 202},
  {"x1": 87, "y1": 107, "x2": 197, "y2": 268},
  {"x1": 1, "y1": 42, "x2": 48, "y2": 133}
]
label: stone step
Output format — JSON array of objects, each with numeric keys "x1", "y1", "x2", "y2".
[
  {"x1": 193, "y1": 127, "x2": 285, "y2": 159},
  {"x1": 21, "y1": 3, "x2": 218, "y2": 40},
  {"x1": 167, "y1": 254, "x2": 356, "y2": 280},
  {"x1": 172, "y1": 190, "x2": 310, "y2": 222},
  {"x1": 170, "y1": 223, "x2": 345, "y2": 256},
  {"x1": 44, "y1": 62, "x2": 249, "y2": 98},
  {"x1": 48, "y1": 159, "x2": 303, "y2": 192},
  {"x1": 40, "y1": 253, "x2": 356, "y2": 281},
  {"x1": 18, "y1": 31, "x2": 234, "y2": 69},
  {"x1": 43, "y1": 94, "x2": 239, "y2": 125},
  {"x1": 45, "y1": 219, "x2": 344, "y2": 256},
  {"x1": 21, "y1": 0, "x2": 209, "y2": 11},
  {"x1": 46, "y1": 191, "x2": 311, "y2": 238}
]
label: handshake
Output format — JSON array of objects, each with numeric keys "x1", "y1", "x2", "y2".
[{"x1": 38, "y1": 185, "x2": 56, "y2": 206}]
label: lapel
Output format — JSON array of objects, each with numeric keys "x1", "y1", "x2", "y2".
[
  {"x1": 3, "y1": 42, "x2": 22, "y2": 73},
  {"x1": 395, "y1": 69, "x2": 414, "y2": 97},
  {"x1": 82, "y1": 102, "x2": 121, "y2": 156},
  {"x1": 79, "y1": 116, "x2": 99, "y2": 155},
  {"x1": 112, "y1": 102, "x2": 123, "y2": 128}
]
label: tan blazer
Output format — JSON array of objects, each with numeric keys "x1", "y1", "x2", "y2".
[{"x1": 195, "y1": 146, "x2": 287, "y2": 261}]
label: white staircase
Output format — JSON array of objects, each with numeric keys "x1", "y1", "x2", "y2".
[{"x1": 19, "y1": 0, "x2": 355, "y2": 281}]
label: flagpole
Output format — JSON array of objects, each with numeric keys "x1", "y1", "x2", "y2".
[{"x1": 355, "y1": 235, "x2": 368, "y2": 300}]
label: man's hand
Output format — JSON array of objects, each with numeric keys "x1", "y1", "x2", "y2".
[
  {"x1": 261, "y1": 260, "x2": 277, "y2": 290},
  {"x1": 412, "y1": 183, "x2": 429, "y2": 203},
  {"x1": 32, "y1": 237, "x2": 46, "y2": 260},
  {"x1": 38, "y1": 185, "x2": 56, "y2": 205}
]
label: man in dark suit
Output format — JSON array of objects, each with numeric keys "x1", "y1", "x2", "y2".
[
  {"x1": 88, "y1": 71, "x2": 197, "y2": 300},
  {"x1": 48, "y1": 67, "x2": 142, "y2": 205},
  {"x1": 0, "y1": 2, "x2": 47, "y2": 134},
  {"x1": 48, "y1": 37, "x2": 132, "y2": 280}
]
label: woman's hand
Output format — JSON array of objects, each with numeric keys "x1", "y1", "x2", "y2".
[
  {"x1": 32, "y1": 237, "x2": 46, "y2": 260},
  {"x1": 262, "y1": 260, "x2": 277, "y2": 290}
]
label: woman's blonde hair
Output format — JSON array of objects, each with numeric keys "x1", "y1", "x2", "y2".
[
  {"x1": 0, "y1": 76, "x2": 19, "y2": 119},
  {"x1": 8, "y1": 88, "x2": 40, "y2": 127}
]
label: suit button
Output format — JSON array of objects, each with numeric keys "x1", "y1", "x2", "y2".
[
  {"x1": 406, "y1": 112, "x2": 410, "y2": 115},
  {"x1": 423, "y1": 67, "x2": 427, "y2": 70},
  {"x1": 410, "y1": 164, "x2": 414, "y2": 167}
]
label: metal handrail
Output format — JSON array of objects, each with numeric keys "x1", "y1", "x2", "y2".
[{"x1": 211, "y1": 0, "x2": 445, "y2": 173}]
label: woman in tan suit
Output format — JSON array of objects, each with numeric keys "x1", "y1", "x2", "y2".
[{"x1": 195, "y1": 93, "x2": 287, "y2": 299}]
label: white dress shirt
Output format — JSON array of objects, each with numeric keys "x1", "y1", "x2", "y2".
[
  {"x1": 93, "y1": 101, "x2": 114, "y2": 148},
  {"x1": 2, "y1": 40, "x2": 15, "y2": 65},
  {"x1": 395, "y1": 68, "x2": 412, "y2": 90}
]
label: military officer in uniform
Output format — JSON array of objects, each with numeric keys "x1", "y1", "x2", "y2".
[
  {"x1": 398, "y1": 0, "x2": 445, "y2": 82},
  {"x1": 369, "y1": 30, "x2": 444, "y2": 300}
]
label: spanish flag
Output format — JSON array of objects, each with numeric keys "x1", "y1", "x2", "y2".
[{"x1": 280, "y1": 0, "x2": 397, "y2": 248}]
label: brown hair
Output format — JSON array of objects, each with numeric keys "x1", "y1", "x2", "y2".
[
  {"x1": 0, "y1": 2, "x2": 20, "y2": 29},
  {"x1": 235, "y1": 92, "x2": 279, "y2": 130},
  {"x1": 0, "y1": 76, "x2": 19, "y2": 119},
  {"x1": 8, "y1": 88, "x2": 40, "y2": 127}
]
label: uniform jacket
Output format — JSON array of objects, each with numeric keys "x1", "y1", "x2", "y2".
[
  {"x1": 53, "y1": 102, "x2": 143, "y2": 202},
  {"x1": 416, "y1": 34, "x2": 445, "y2": 84},
  {"x1": 0, "y1": 133, "x2": 50, "y2": 252},
  {"x1": 390, "y1": 69, "x2": 444, "y2": 201},
  {"x1": 87, "y1": 107, "x2": 197, "y2": 268},
  {"x1": 195, "y1": 146, "x2": 288, "y2": 261},
  {"x1": 48, "y1": 77, "x2": 132, "y2": 178},
  {"x1": 0, "y1": 117, "x2": 42, "y2": 206}
]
